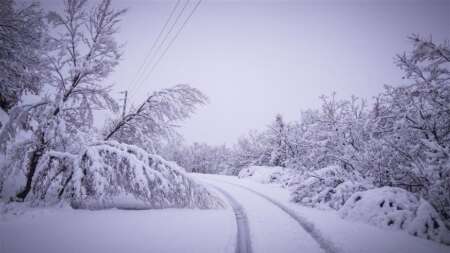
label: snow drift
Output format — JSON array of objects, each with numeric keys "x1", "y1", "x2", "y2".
[
  {"x1": 238, "y1": 165, "x2": 294, "y2": 185},
  {"x1": 339, "y1": 187, "x2": 450, "y2": 244},
  {"x1": 13, "y1": 141, "x2": 222, "y2": 209},
  {"x1": 291, "y1": 166, "x2": 370, "y2": 210}
]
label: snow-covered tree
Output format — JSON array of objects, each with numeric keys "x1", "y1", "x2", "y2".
[
  {"x1": 374, "y1": 34, "x2": 450, "y2": 222},
  {"x1": 243, "y1": 35, "x2": 450, "y2": 228},
  {"x1": 232, "y1": 130, "x2": 271, "y2": 170},
  {"x1": 267, "y1": 114, "x2": 288, "y2": 167},
  {"x1": 0, "y1": 0, "x2": 47, "y2": 111},
  {"x1": 0, "y1": 0, "x2": 125, "y2": 201},
  {"x1": 158, "y1": 140, "x2": 233, "y2": 174},
  {"x1": 25, "y1": 141, "x2": 222, "y2": 209}
]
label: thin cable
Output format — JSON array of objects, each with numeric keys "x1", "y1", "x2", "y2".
[
  {"x1": 131, "y1": 0, "x2": 202, "y2": 103},
  {"x1": 128, "y1": 0, "x2": 192, "y2": 101},
  {"x1": 126, "y1": 0, "x2": 181, "y2": 97}
]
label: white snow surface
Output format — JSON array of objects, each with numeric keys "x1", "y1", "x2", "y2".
[
  {"x1": 0, "y1": 205, "x2": 235, "y2": 253},
  {"x1": 1, "y1": 174, "x2": 449, "y2": 253},
  {"x1": 200, "y1": 175, "x2": 324, "y2": 253},
  {"x1": 198, "y1": 174, "x2": 450, "y2": 253}
]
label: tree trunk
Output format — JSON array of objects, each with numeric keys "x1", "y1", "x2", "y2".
[
  {"x1": 16, "y1": 145, "x2": 44, "y2": 200},
  {"x1": 16, "y1": 74, "x2": 82, "y2": 201}
]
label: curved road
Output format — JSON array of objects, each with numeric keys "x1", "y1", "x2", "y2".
[{"x1": 200, "y1": 176, "x2": 329, "y2": 253}]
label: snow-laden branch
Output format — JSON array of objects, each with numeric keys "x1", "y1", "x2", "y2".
[{"x1": 104, "y1": 84, "x2": 208, "y2": 149}]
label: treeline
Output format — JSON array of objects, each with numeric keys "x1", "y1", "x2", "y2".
[{"x1": 163, "y1": 35, "x2": 450, "y2": 225}]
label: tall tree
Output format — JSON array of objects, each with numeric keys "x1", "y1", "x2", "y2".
[
  {"x1": 268, "y1": 114, "x2": 288, "y2": 167},
  {"x1": 0, "y1": 0, "x2": 126, "y2": 200}
]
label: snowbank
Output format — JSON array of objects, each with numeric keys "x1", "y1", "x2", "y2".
[
  {"x1": 291, "y1": 166, "x2": 370, "y2": 210},
  {"x1": 24, "y1": 141, "x2": 222, "y2": 209},
  {"x1": 339, "y1": 187, "x2": 450, "y2": 244},
  {"x1": 238, "y1": 166, "x2": 293, "y2": 185}
]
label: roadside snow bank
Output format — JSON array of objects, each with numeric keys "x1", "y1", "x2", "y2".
[
  {"x1": 291, "y1": 166, "x2": 370, "y2": 210},
  {"x1": 24, "y1": 141, "x2": 222, "y2": 209},
  {"x1": 238, "y1": 166, "x2": 284, "y2": 183},
  {"x1": 339, "y1": 187, "x2": 450, "y2": 244},
  {"x1": 238, "y1": 166, "x2": 294, "y2": 185}
]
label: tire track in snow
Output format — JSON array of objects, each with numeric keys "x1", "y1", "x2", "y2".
[
  {"x1": 208, "y1": 179, "x2": 341, "y2": 253},
  {"x1": 208, "y1": 185, "x2": 253, "y2": 253}
]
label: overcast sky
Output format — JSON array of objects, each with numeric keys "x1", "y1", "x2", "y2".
[{"x1": 42, "y1": 0, "x2": 450, "y2": 145}]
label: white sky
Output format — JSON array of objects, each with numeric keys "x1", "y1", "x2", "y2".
[{"x1": 41, "y1": 0, "x2": 450, "y2": 145}]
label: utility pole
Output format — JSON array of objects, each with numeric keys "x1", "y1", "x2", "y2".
[{"x1": 119, "y1": 90, "x2": 128, "y2": 118}]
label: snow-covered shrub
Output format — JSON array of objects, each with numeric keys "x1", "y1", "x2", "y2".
[
  {"x1": 428, "y1": 178, "x2": 450, "y2": 228},
  {"x1": 291, "y1": 166, "x2": 370, "y2": 210},
  {"x1": 24, "y1": 141, "x2": 222, "y2": 210},
  {"x1": 339, "y1": 187, "x2": 450, "y2": 244},
  {"x1": 238, "y1": 166, "x2": 292, "y2": 185}
]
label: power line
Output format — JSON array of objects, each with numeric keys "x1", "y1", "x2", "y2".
[
  {"x1": 128, "y1": 0, "x2": 191, "y2": 100},
  {"x1": 129, "y1": 0, "x2": 203, "y2": 104},
  {"x1": 126, "y1": 0, "x2": 182, "y2": 98}
]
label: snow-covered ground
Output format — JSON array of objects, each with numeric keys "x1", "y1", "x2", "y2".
[
  {"x1": 1, "y1": 174, "x2": 449, "y2": 253},
  {"x1": 0, "y1": 207, "x2": 235, "y2": 253},
  {"x1": 198, "y1": 174, "x2": 450, "y2": 253},
  {"x1": 204, "y1": 176, "x2": 324, "y2": 253}
]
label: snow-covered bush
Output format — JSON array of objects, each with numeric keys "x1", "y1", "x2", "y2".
[
  {"x1": 291, "y1": 166, "x2": 370, "y2": 210},
  {"x1": 23, "y1": 141, "x2": 222, "y2": 210},
  {"x1": 428, "y1": 179, "x2": 450, "y2": 228},
  {"x1": 238, "y1": 166, "x2": 293, "y2": 185},
  {"x1": 339, "y1": 187, "x2": 450, "y2": 244}
]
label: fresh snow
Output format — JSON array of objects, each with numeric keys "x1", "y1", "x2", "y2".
[
  {"x1": 208, "y1": 185, "x2": 252, "y2": 253},
  {"x1": 339, "y1": 187, "x2": 450, "y2": 244},
  {"x1": 200, "y1": 175, "x2": 324, "y2": 253},
  {"x1": 238, "y1": 165, "x2": 287, "y2": 184},
  {"x1": 0, "y1": 206, "x2": 235, "y2": 253},
  {"x1": 8, "y1": 141, "x2": 223, "y2": 210},
  {"x1": 198, "y1": 174, "x2": 450, "y2": 253},
  {"x1": 291, "y1": 165, "x2": 371, "y2": 210},
  {"x1": 1, "y1": 174, "x2": 449, "y2": 253}
]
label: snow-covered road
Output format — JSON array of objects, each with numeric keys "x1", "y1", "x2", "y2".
[
  {"x1": 208, "y1": 184, "x2": 252, "y2": 253},
  {"x1": 198, "y1": 175, "x2": 325, "y2": 253},
  {"x1": 196, "y1": 174, "x2": 450, "y2": 253}
]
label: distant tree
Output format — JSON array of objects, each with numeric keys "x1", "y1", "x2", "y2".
[
  {"x1": 232, "y1": 130, "x2": 271, "y2": 169},
  {"x1": 159, "y1": 140, "x2": 233, "y2": 174},
  {"x1": 267, "y1": 114, "x2": 288, "y2": 167}
]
